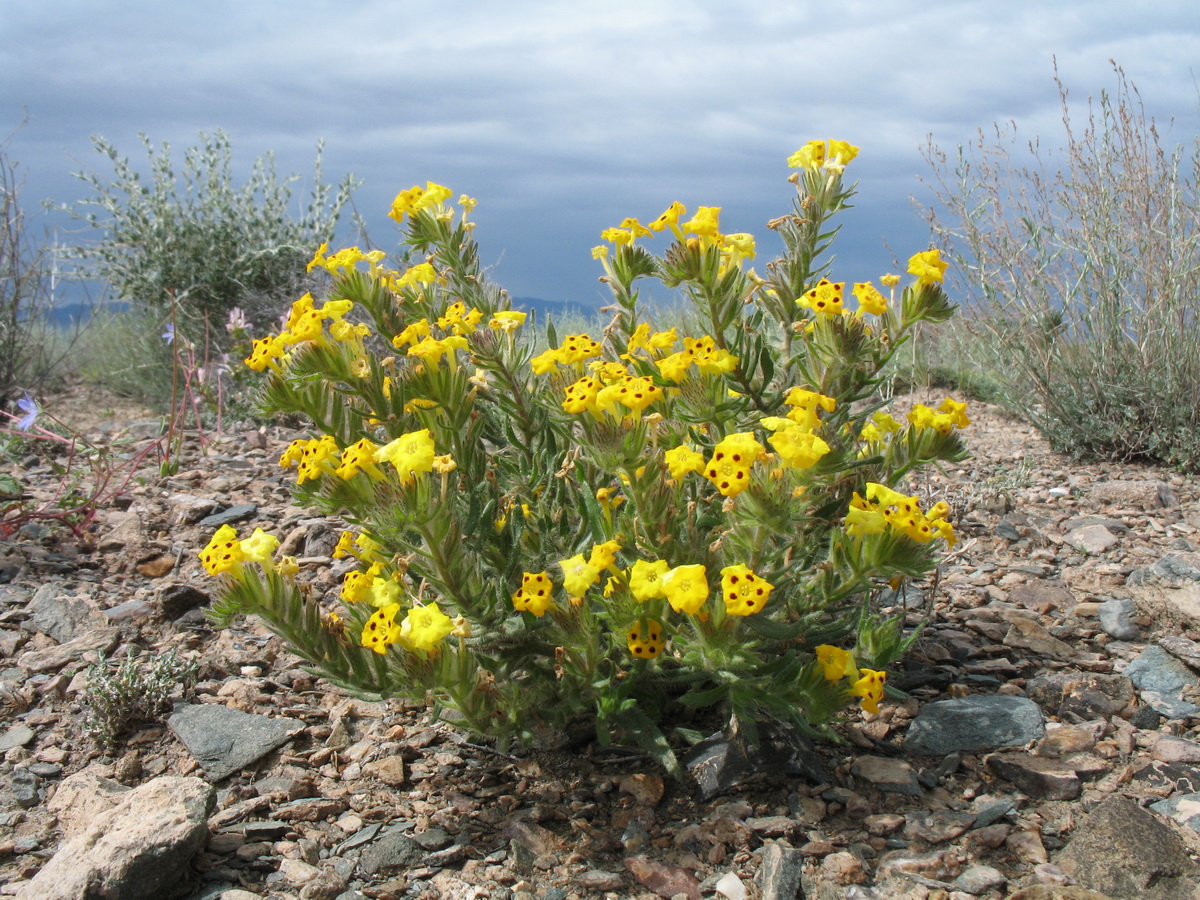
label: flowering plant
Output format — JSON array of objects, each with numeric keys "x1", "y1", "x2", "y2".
[{"x1": 204, "y1": 145, "x2": 966, "y2": 772}]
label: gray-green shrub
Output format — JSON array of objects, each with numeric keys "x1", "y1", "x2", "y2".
[
  {"x1": 921, "y1": 63, "x2": 1200, "y2": 469},
  {"x1": 65, "y1": 130, "x2": 361, "y2": 328}
]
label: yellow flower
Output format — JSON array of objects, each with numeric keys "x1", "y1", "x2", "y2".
[
  {"x1": 238, "y1": 528, "x2": 279, "y2": 567},
  {"x1": 306, "y1": 242, "x2": 329, "y2": 273},
  {"x1": 797, "y1": 280, "x2": 845, "y2": 316},
  {"x1": 588, "y1": 540, "x2": 622, "y2": 571},
  {"x1": 766, "y1": 425, "x2": 831, "y2": 469},
  {"x1": 685, "y1": 335, "x2": 738, "y2": 375},
  {"x1": 276, "y1": 556, "x2": 299, "y2": 579},
  {"x1": 432, "y1": 454, "x2": 457, "y2": 474},
  {"x1": 562, "y1": 376, "x2": 601, "y2": 415},
  {"x1": 720, "y1": 564, "x2": 773, "y2": 616},
  {"x1": 649, "y1": 201, "x2": 686, "y2": 233},
  {"x1": 199, "y1": 524, "x2": 244, "y2": 576},
  {"x1": 489, "y1": 310, "x2": 527, "y2": 333},
  {"x1": 559, "y1": 553, "x2": 601, "y2": 598},
  {"x1": 664, "y1": 445, "x2": 705, "y2": 481},
  {"x1": 531, "y1": 348, "x2": 563, "y2": 375},
  {"x1": 296, "y1": 435, "x2": 340, "y2": 485},
  {"x1": 849, "y1": 668, "x2": 887, "y2": 714},
  {"x1": 908, "y1": 249, "x2": 949, "y2": 285},
  {"x1": 591, "y1": 245, "x2": 609, "y2": 260},
  {"x1": 682, "y1": 206, "x2": 721, "y2": 240},
  {"x1": 341, "y1": 562, "x2": 383, "y2": 604},
  {"x1": 629, "y1": 559, "x2": 670, "y2": 602},
  {"x1": 787, "y1": 140, "x2": 827, "y2": 169},
  {"x1": 937, "y1": 397, "x2": 971, "y2": 429},
  {"x1": 601, "y1": 227, "x2": 633, "y2": 246},
  {"x1": 392, "y1": 318, "x2": 431, "y2": 349},
  {"x1": 826, "y1": 140, "x2": 860, "y2": 170},
  {"x1": 334, "y1": 438, "x2": 384, "y2": 481},
  {"x1": 844, "y1": 492, "x2": 888, "y2": 537},
  {"x1": 613, "y1": 376, "x2": 663, "y2": 413},
  {"x1": 627, "y1": 619, "x2": 665, "y2": 659},
  {"x1": 662, "y1": 564, "x2": 709, "y2": 615},
  {"x1": 815, "y1": 644, "x2": 859, "y2": 682},
  {"x1": 408, "y1": 335, "x2": 467, "y2": 367},
  {"x1": 512, "y1": 571, "x2": 554, "y2": 617},
  {"x1": 656, "y1": 350, "x2": 694, "y2": 383},
  {"x1": 557, "y1": 334, "x2": 602, "y2": 365},
  {"x1": 879, "y1": 273, "x2": 901, "y2": 288},
  {"x1": 401, "y1": 602, "x2": 454, "y2": 655},
  {"x1": 362, "y1": 602, "x2": 403, "y2": 654},
  {"x1": 244, "y1": 334, "x2": 287, "y2": 373},
  {"x1": 853, "y1": 282, "x2": 888, "y2": 316},
  {"x1": 704, "y1": 432, "x2": 765, "y2": 497},
  {"x1": 375, "y1": 429, "x2": 436, "y2": 484}
]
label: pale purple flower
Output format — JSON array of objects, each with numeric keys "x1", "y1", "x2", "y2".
[
  {"x1": 16, "y1": 394, "x2": 39, "y2": 432},
  {"x1": 162, "y1": 323, "x2": 175, "y2": 345},
  {"x1": 225, "y1": 307, "x2": 248, "y2": 334}
]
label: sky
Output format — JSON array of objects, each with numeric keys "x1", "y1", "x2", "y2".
[{"x1": 4, "y1": 0, "x2": 1200, "y2": 310}]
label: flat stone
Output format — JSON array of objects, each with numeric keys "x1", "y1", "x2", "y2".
[
  {"x1": 905, "y1": 695, "x2": 1045, "y2": 756},
  {"x1": 955, "y1": 864, "x2": 1007, "y2": 894},
  {"x1": 1026, "y1": 671, "x2": 1135, "y2": 719},
  {"x1": 12, "y1": 769, "x2": 39, "y2": 808},
  {"x1": 904, "y1": 810, "x2": 977, "y2": 843},
  {"x1": 23, "y1": 584, "x2": 105, "y2": 643},
  {"x1": 1066, "y1": 525, "x2": 1119, "y2": 555},
  {"x1": 684, "y1": 717, "x2": 826, "y2": 799},
  {"x1": 1005, "y1": 888, "x2": 1118, "y2": 900},
  {"x1": 1089, "y1": 479, "x2": 1177, "y2": 509},
  {"x1": 0, "y1": 723, "x2": 35, "y2": 752},
  {"x1": 357, "y1": 826, "x2": 423, "y2": 876},
  {"x1": 850, "y1": 755, "x2": 922, "y2": 797},
  {"x1": 1057, "y1": 795, "x2": 1200, "y2": 900},
  {"x1": 986, "y1": 752, "x2": 1081, "y2": 800},
  {"x1": 1152, "y1": 736, "x2": 1200, "y2": 765},
  {"x1": 1097, "y1": 598, "x2": 1139, "y2": 640},
  {"x1": 1126, "y1": 645, "x2": 1200, "y2": 718},
  {"x1": 1150, "y1": 792, "x2": 1200, "y2": 833},
  {"x1": 198, "y1": 504, "x2": 259, "y2": 529},
  {"x1": 1128, "y1": 552, "x2": 1200, "y2": 629},
  {"x1": 625, "y1": 855, "x2": 701, "y2": 900},
  {"x1": 157, "y1": 583, "x2": 211, "y2": 620},
  {"x1": 1009, "y1": 580, "x2": 1077, "y2": 614},
  {"x1": 18, "y1": 627, "x2": 120, "y2": 672},
  {"x1": 168, "y1": 493, "x2": 220, "y2": 525},
  {"x1": 168, "y1": 702, "x2": 303, "y2": 781},
  {"x1": 1002, "y1": 615, "x2": 1075, "y2": 657},
  {"x1": 17, "y1": 775, "x2": 214, "y2": 900}
]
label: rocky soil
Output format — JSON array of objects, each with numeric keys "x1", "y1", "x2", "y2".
[{"x1": 4, "y1": 386, "x2": 1200, "y2": 900}]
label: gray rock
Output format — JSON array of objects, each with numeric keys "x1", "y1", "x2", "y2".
[
  {"x1": 1097, "y1": 598, "x2": 1140, "y2": 640},
  {"x1": 1090, "y1": 479, "x2": 1178, "y2": 509},
  {"x1": 168, "y1": 702, "x2": 303, "y2": 781},
  {"x1": 17, "y1": 775, "x2": 214, "y2": 900},
  {"x1": 168, "y1": 493, "x2": 220, "y2": 525},
  {"x1": 1126, "y1": 645, "x2": 1200, "y2": 719},
  {"x1": 23, "y1": 584, "x2": 105, "y2": 643},
  {"x1": 684, "y1": 716, "x2": 826, "y2": 800},
  {"x1": 198, "y1": 504, "x2": 259, "y2": 529},
  {"x1": 1151, "y1": 792, "x2": 1200, "y2": 832},
  {"x1": 905, "y1": 695, "x2": 1045, "y2": 756},
  {"x1": 850, "y1": 756, "x2": 923, "y2": 797},
  {"x1": 1025, "y1": 671, "x2": 1135, "y2": 719},
  {"x1": 1158, "y1": 634, "x2": 1200, "y2": 669},
  {"x1": 1057, "y1": 795, "x2": 1200, "y2": 900},
  {"x1": 758, "y1": 842, "x2": 805, "y2": 900},
  {"x1": 986, "y1": 752, "x2": 1081, "y2": 800},
  {"x1": 358, "y1": 826, "x2": 423, "y2": 876},
  {"x1": 98, "y1": 510, "x2": 144, "y2": 551},
  {"x1": 48, "y1": 772, "x2": 131, "y2": 839},
  {"x1": 1008, "y1": 580, "x2": 1077, "y2": 613},
  {"x1": 1128, "y1": 552, "x2": 1200, "y2": 629},
  {"x1": 1066, "y1": 524, "x2": 1119, "y2": 555},
  {"x1": 954, "y1": 864, "x2": 1007, "y2": 894},
  {"x1": 158, "y1": 583, "x2": 211, "y2": 620},
  {"x1": 12, "y1": 768, "x2": 38, "y2": 808},
  {"x1": 17, "y1": 627, "x2": 120, "y2": 672},
  {"x1": 0, "y1": 723, "x2": 34, "y2": 752}
]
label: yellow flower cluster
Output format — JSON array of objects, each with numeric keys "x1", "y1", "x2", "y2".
[
  {"x1": 595, "y1": 203, "x2": 755, "y2": 271},
  {"x1": 199, "y1": 524, "x2": 282, "y2": 577},
  {"x1": 531, "y1": 333, "x2": 603, "y2": 373},
  {"x1": 388, "y1": 181, "x2": 454, "y2": 223},
  {"x1": 278, "y1": 429, "x2": 445, "y2": 487},
  {"x1": 815, "y1": 644, "x2": 887, "y2": 714},
  {"x1": 788, "y1": 140, "x2": 860, "y2": 173},
  {"x1": 845, "y1": 482, "x2": 956, "y2": 547},
  {"x1": 908, "y1": 398, "x2": 971, "y2": 435},
  {"x1": 362, "y1": 601, "x2": 454, "y2": 656},
  {"x1": 244, "y1": 292, "x2": 362, "y2": 373}
]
